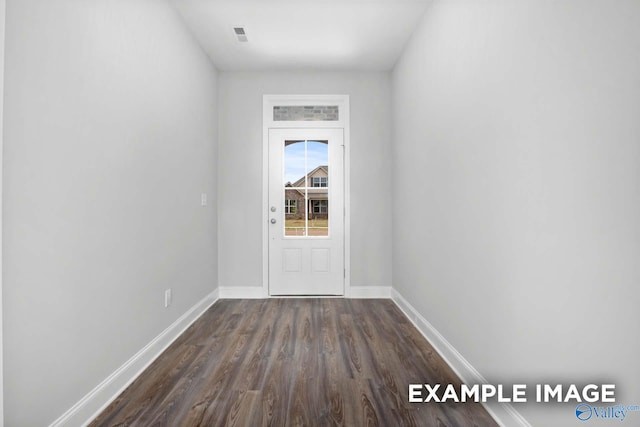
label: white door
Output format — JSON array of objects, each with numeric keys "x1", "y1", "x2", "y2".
[{"x1": 268, "y1": 128, "x2": 344, "y2": 295}]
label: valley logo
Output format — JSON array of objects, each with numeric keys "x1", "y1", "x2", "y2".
[{"x1": 576, "y1": 403, "x2": 640, "y2": 422}]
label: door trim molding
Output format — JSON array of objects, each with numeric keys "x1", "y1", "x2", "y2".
[{"x1": 262, "y1": 95, "x2": 350, "y2": 297}]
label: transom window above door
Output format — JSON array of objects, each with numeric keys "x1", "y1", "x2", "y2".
[{"x1": 273, "y1": 105, "x2": 339, "y2": 121}]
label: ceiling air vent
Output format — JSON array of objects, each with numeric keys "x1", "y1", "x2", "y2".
[{"x1": 233, "y1": 27, "x2": 248, "y2": 42}]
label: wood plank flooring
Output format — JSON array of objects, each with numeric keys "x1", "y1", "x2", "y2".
[{"x1": 90, "y1": 299, "x2": 498, "y2": 427}]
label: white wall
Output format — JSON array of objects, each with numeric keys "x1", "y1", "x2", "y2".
[
  {"x1": 2, "y1": 1, "x2": 218, "y2": 425},
  {"x1": 0, "y1": 0, "x2": 5, "y2": 423},
  {"x1": 218, "y1": 72, "x2": 392, "y2": 291},
  {"x1": 392, "y1": 0, "x2": 640, "y2": 425}
]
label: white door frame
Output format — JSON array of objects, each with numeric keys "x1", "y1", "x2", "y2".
[{"x1": 262, "y1": 95, "x2": 351, "y2": 297}]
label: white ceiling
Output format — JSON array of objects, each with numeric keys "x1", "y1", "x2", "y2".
[{"x1": 170, "y1": 0, "x2": 432, "y2": 71}]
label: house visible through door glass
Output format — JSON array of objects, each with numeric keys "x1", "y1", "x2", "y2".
[{"x1": 283, "y1": 140, "x2": 329, "y2": 237}]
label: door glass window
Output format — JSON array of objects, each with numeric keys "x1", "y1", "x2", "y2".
[{"x1": 283, "y1": 140, "x2": 329, "y2": 237}]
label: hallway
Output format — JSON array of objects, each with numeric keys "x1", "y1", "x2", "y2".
[{"x1": 2, "y1": 1, "x2": 640, "y2": 426}]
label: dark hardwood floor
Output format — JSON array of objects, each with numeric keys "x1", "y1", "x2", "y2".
[{"x1": 90, "y1": 299, "x2": 498, "y2": 427}]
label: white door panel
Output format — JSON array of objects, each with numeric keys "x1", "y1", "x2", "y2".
[{"x1": 268, "y1": 128, "x2": 344, "y2": 295}]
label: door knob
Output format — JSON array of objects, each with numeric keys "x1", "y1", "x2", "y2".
[
  {"x1": 270, "y1": 218, "x2": 277, "y2": 224},
  {"x1": 270, "y1": 206, "x2": 277, "y2": 212}
]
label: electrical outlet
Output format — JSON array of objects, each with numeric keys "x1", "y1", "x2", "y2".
[
  {"x1": 201, "y1": 193, "x2": 207, "y2": 207},
  {"x1": 164, "y1": 289, "x2": 172, "y2": 308}
]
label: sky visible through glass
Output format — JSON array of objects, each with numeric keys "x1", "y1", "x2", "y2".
[{"x1": 284, "y1": 140, "x2": 328, "y2": 184}]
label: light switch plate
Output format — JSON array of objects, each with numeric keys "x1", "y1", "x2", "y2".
[{"x1": 164, "y1": 289, "x2": 172, "y2": 308}]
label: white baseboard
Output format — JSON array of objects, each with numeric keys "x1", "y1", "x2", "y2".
[
  {"x1": 49, "y1": 288, "x2": 220, "y2": 427},
  {"x1": 348, "y1": 286, "x2": 391, "y2": 298},
  {"x1": 219, "y1": 286, "x2": 267, "y2": 299},
  {"x1": 390, "y1": 288, "x2": 531, "y2": 427}
]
